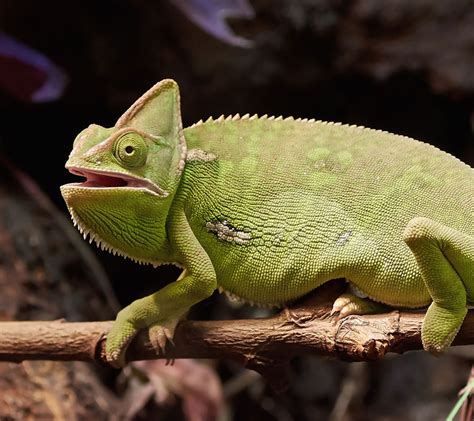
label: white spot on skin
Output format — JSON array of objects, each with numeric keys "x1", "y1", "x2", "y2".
[
  {"x1": 186, "y1": 149, "x2": 217, "y2": 162},
  {"x1": 206, "y1": 220, "x2": 251, "y2": 245},
  {"x1": 336, "y1": 230, "x2": 352, "y2": 246}
]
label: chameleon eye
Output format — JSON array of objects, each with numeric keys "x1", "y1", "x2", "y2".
[{"x1": 113, "y1": 132, "x2": 148, "y2": 168}]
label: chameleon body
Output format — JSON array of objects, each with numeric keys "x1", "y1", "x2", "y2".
[{"x1": 61, "y1": 80, "x2": 474, "y2": 366}]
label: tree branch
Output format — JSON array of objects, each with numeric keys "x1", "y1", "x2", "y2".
[
  {"x1": 2, "y1": 311, "x2": 473, "y2": 363},
  {"x1": 2, "y1": 282, "x2": 474, "y2": 390}
]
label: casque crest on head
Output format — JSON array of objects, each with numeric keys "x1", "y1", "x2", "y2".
[{"x1": 115, "y1": 79, "x2": 187, "y2": 174}]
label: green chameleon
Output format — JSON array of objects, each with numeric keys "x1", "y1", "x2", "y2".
[{"x1": 61, "y1": 79, "x2": 474, "y2": 367}]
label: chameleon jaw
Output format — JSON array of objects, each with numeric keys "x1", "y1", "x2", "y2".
[
  {"x1": 65, "y1": 205, "x2": 180, "y2": 269},
  {"x1": 60, "y1": 167, "x2": 175, "y2": 268},
  {"x1": 65, "y1": 166, "x2": 167, "y2": 197}
]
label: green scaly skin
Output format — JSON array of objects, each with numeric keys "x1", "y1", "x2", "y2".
[{"x1": 61, "y1": 79, "x2": 474, "y2": 367}]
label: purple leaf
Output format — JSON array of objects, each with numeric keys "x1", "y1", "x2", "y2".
[
  {"x1": 0, "y1": 33, "x2": 67, "y2": 103},
  {"x1": 171, "y1": 0, "x2": 255, "y2": 47}
]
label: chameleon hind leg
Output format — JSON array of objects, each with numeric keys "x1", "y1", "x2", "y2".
[
  {"x1": 331, "y1": 287, "x2": 390, "y2": 318},
  {"x1": 403, "y1": 217, "x2": 474, "y2": 353}
]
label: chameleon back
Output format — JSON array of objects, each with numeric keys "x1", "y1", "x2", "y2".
[{"x1": 178, "y1": 117, "x2": 474, "y2": 306}]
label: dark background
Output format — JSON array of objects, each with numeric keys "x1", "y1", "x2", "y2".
[{"x1": 0, "y1": 1, "x2": 473, "y2": 420}]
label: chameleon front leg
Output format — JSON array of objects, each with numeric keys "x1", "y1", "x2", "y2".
[
  {"x1": 403, "y1": 217, "x2": 474, "y2": 353},
  {"x1": 106, "y1": 210, "x2": 217, "y2": 367}
]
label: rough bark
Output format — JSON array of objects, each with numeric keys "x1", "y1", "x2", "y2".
[{"x1": 1, "y1": 282, "x2": 473, "y2": 391}]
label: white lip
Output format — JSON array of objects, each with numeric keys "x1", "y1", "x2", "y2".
[{"x1": 65, "y1": 166, "x2": 167, "y2": 197}]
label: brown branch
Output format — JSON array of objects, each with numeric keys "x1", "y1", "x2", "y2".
[
  {"x1": 2, "y1": 311, "x2": 474, "y2": 364},
  {"x1": 1, "y1": 310, "x2": 474, "y2": 363},
  {"x1": 1, "y1": 283, "x2": 474, "y2": 389}
]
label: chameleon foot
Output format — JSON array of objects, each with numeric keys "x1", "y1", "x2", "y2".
[
  {"x1": 148, "y1": 317, "x2": 181, "y2": 355},
  {"x1": 106, "y1": 317, "x2": 140, "y2": 368},
  {"x1": 422, "y1": 302, "x2": 467, "y2": 354},
  {"x1": 106, "y1": 316, "x2": 181, "y2": 367},
  {"x1": 331, "y1": 292, "x2": 389, "y2": 319}
]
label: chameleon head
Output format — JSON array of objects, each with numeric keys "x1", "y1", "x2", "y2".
[{"x1": 60, "y1": 79, "x2": 186, "y2": 264}]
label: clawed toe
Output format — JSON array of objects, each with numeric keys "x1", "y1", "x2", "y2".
[
  {"x1": 149, "y1": 325, "x2": 175, "y2": 355},
  {"x1": 148, "y1": 318, "x2": 180, "y2": 358},
  {"x1": 331, "y1": 294, "x2": 353, "y2": 317},
  {"x1": 330, "y1": 292, "x2": 389, "y2": 321}
]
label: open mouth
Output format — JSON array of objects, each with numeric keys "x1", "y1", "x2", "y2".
[{"x1": 66, "y1": 167, "x2": 166, "y2": 196}]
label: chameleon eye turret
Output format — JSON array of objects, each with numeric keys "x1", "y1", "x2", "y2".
[{"x1": 113, "y1": 132, "x2": 148, "y2": 168}]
